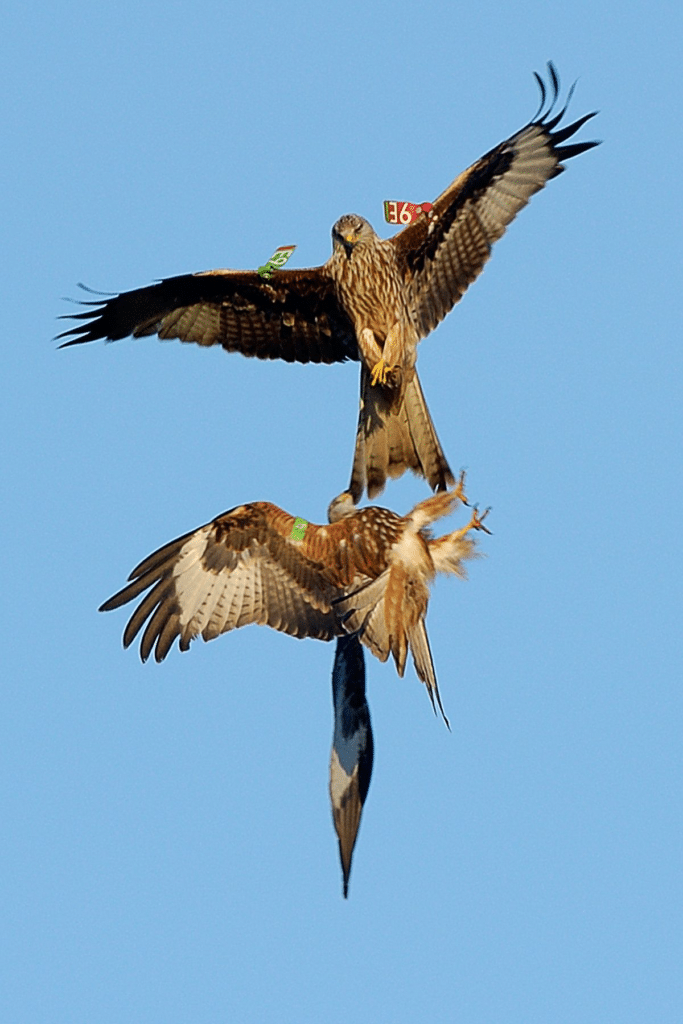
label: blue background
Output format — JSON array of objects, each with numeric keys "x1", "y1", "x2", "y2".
[{"x1": 3, "y1": 2, "x2": 681, "y2": 1021}]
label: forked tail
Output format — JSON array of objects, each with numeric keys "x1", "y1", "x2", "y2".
[{"x1": 348, "y1": 367, "x2": 454, "y2": 502}]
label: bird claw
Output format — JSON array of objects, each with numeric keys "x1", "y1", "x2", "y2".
[
  {"x1": 468, "y1": 506, "x2": 492, "y2": 535},
  {"x1": 450, "y1": 504, "x2": 492, "y2": 541},
  {"x1": 453, "y1": 470, "x2": 469, "y2": 506},
  {"x1": 370, "y1": 358, "x2": 392, "y2": 387}
]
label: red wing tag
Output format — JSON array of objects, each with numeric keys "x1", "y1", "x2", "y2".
[{"x1": 383, "y1": 201, "x2": 433, "y2": 225}]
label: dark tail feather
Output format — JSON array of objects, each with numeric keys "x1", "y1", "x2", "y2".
[{"x1": 329, "y1": 635, "x2": 373, "y2": 898}]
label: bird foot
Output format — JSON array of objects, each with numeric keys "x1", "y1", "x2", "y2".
[
  {"x1": 453, "y1": 505, "x2": 492, "y2": 540},
  {"x1": 370, "y1": 358, "x2": 394, "y2": 387},
  {"x1": 467, "y1": 506, "x2": 492, "y2": 535}
]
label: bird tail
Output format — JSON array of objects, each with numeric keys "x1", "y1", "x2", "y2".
[
  {"x1": 329, "y1": 635, "x2": 373, "y2": 898},
  {"x1": 348, "y1": 367, "x2": 455, "y2": 502},
  {"x1": 335, "y1": 568, "x2": 449, "y2": 726},
  {"x1": 406, "y1": 619, "x2": 449, "y2": 728}
]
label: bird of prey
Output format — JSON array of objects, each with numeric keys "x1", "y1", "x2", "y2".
[
  {"x1": 328, "y1": 635, "x2": 373, "y2": 898},
  {"x1": 58, "y1": 63, "x2": 598, "y2": 501},
  {"x1": 99, "y1": 476, "x2": 489, "y2": 722}
]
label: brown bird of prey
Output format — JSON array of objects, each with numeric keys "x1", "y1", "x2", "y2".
[
  {"x1": 58, "y1": 63, "x2": 598, "y2": 501},
  {"x1": 328, "y1": 635, "x2": 373, "y2": 898},
  {"x1": 99, "y1": 475, "x2": 489, "y2": 723}
]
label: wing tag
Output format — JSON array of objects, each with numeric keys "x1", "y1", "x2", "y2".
[
  {"x1": 290, "y1": 517, "x2": 309, "y2": 541},
  {"x1": 383, "y1": 201, "x2": 433, "y2": 225},
  {"x1": 258, "y1": 244, "x2": 297, "y2": 278}
]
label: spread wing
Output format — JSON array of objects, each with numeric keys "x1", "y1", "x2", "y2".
[
  {"x1": 329, "y1": 635, "x2": 373, "y2": 898},
  {"x1": 99, "y1": 503, "x2": 343, "y2": 663},
  {"x1": 58, "y1": 267, "x2": 358, "y2": 364},
  {"x1": 391, "y1": 62, "x2": 599, "y2": 337}
]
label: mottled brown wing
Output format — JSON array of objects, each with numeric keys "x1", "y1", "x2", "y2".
[
  {"x1": 99, "y1": 503, "x2": 343, "y2": 663},
  {"x1": 58, "y1": 267, "x2": 358, "y2": 364},
  {"x1": 391, "y1": 63, "x2": 599, "y2": 337}
]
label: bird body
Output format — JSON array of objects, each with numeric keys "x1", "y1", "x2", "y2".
[
  {"x1": 59, "y1": 64, "x2": 598, "y2": 501},
  {"x1": 100, "y1": 479, "x2": 487, "y2": 721},
  {"x1": 60, "y1": 62, "x2": 600, "y2": 896}
]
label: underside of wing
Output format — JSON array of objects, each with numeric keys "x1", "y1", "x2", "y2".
[
  {"x1": 336, "y1": 568, "x2": 448, "y2": 723},
  {"x1": 391, "y1": 62, "x2": 599, "y2": 336},
  {"x1": 100, "y1": 505, "x2": 341, "y2": 662},
  {"x1": 58, "y1": 267, "x2": 358, "y2": 364},
  {"x1": 334, "y1": 571, "x2": 391, "y2": 664}
]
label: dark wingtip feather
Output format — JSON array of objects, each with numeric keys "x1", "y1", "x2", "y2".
[
  {"x1": 56, "y1": 332, "x2": 99, "y2": 348},
  {"x1": 556, "y1": 139, "x2": 601, "y2": 162},
  {"x1": 56, "y1": 307, "x2": 111, "y2": 346},
  {"x1": 99, "y1": 586, "x2": 135, "y2": 614},
  {"x1": 531, "y1": 64, "x2": 600, "y2": 152},
  {"x1": 531, "y1": 61, "x2": 561, "y2": 124},
  {"x1": 551, "y1": 110, "x2": 599, "y2": 144},
  {"x1": 529, "y1": 68, "x2": 601, "y2": 163},
  {"x1": 531, "y1": 70, "x2": 547, "y2": 121},
  {"x1": 56, "y1": 285, "x2": 118, "y2": 346},
  {"x1": 74, "y1": 282, "x2": 117, "y2": 297}
]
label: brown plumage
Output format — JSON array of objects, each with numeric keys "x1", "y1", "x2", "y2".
[
  {"x1": 99, "y1": 475, "x2": 489, "y2": 721},
  {"x1": 59, "y1": 64, "x2": 598, "y2": 499}
]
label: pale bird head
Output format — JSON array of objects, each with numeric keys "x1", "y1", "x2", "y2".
[
  {"x1": 331, "y1": 214, "x2": 375, "y2": 256},
  {"x1": 327, "y1": 491, "x2": 357, "y2": 523}
]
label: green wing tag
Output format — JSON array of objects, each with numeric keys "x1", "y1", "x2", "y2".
[
  {"x1": 258, "y1": 244, "x2": 296, "y2": 278},
  {"x1": 290, "y1": 517, "x2": 308, "y2": 541}
]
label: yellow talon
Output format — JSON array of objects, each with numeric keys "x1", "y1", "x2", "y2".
[{"x1": 370, "y1": 358, "x2": 390, "y2": 387}]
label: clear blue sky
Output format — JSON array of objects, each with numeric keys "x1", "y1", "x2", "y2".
[{"x1": 3, "y1": 2, "x2": 681, "y2": 1022}]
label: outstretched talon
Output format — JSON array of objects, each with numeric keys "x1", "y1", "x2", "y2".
[
  {"x1": 451, "y1": 505, "x2": 492, "y2": 540},
  {"x1": 370, "y1": 358, "x2": 391, "y2": 387},
  {"x1": 453, "y1": 469, "x2": 469, "y2": 507},
  {"x1": 468, "y1": 505, "x2": 492, "y2": 535}
]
